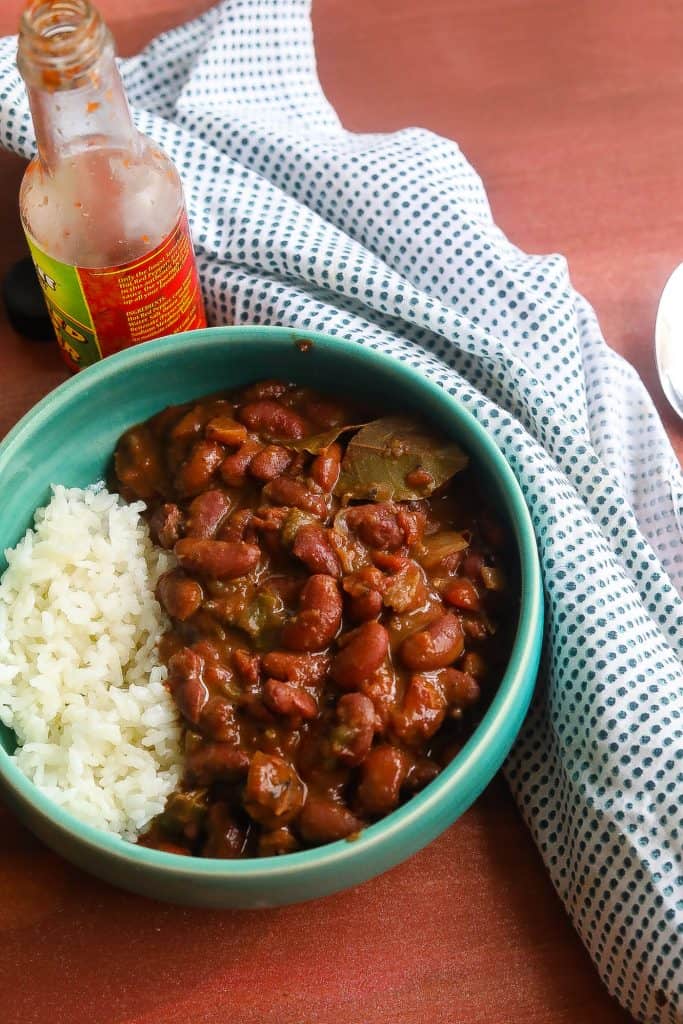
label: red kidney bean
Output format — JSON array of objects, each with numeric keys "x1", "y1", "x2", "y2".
[
  {"x1": 238, "y1": 400, "x2": 307, "y2": 440},
  {"x1": 185, "y1": 489, "x2": 232, "y2": 539},
  {"x1": 233, "y1": 649, "x2": 261, "y2": 686},
  {"x1": 356, "y1": 745, "x2": 410, "y2": 816},
  {"x1": 263, "y1": 679, "x2": 318, "y2": 722},
  {"x1": 331, "y1": 621, "x2": 389, "y2": 688},
  {"x1": 199, "y1": 697, "x2": 240, "y2": 743},
  {"x1": 297, "y1": 795, "x2": 362, "y2": 844},
  {"x1": 392, "y1": 674, "x2": 448, "y2": 745},
  {"x1": 149, "y1": 502, "x2": 183, "y2": 549},
  {"x1": 443, "y1": 577, "x2": 481, "y2": 612},
  {"x1": 175, "y1": 441, "x2": 225, "y2": 497},
  {"x1": 310, "y1": 442, "x2": 342, "y2": 492},
  {"x1": 167, "y1": 648, "x2": 208, "y2": 724},
  {"x1": 174, "y1": 538, "x2": 260, "y2": 579},
  {"x1": 458, "y1": 654, "x2": 486, "y2": 684},
  {"x1": 345, "y1": 503, "x2": 404, "y2": 550},
  {"x1": 202, "y1": 803, "x2": 249, "y2": 858},
  {"x1": 173, "y1": 675, "x2": 208, "y2": 726},
  {"x1": 343, "y1": 566, "x2": 386, "y2": 597},
  {"x1": 360, "y1": 666, "x2": 400, "y2": 733},
  {"x1": 156, "y1": 570, "x2": 203, "y2": 621},
  {"x1": 241, "y1": 379, "x2": 289, "y2": 402},
  {"x1": 243, "y1": 752, "x2": 306, "y2": 828},
  {"x1": 205, "y1": 416, "x2": 248, "y2": 447},
  {"x1": 218, "y1": 508, "x2": 255, "y2": 543},
  {"x1": 114, "y1": 426, "x2": 164, "y2": 500},
  {"x1": 347, "y1": 588, "x2": 383, "y2": 622},
  {"x1": 404, "y1": 467, "x2": 434, "y2": 491},
  {"x1": 252, "y1": 505, "x2": 289, "y2": 535},
  {"x1": 292, "y1": 523, "x2": 342, "y2": 577},
  {"x1": 395, "y1": 505, "x2": 428, "y2": 546},
  {"x1": 442, "y1": 667, "x2": 481, "y2": 705},
  {"x1": 399, "y1": 612, "x2": 464, "y2": 670},
  {"x1": 262, "y1": 650, "x2": 330, "y2": 689},
  {"x1": 249, "y1": 445, "x2": 293, "y2": 482},
  {"x1": 403, "y1": 753, "x2": 441, "y2": 793},
  {"x1": 203, "y1": 660, "x2": 234, "y2": 692},
  {"x1": 371, "y1": 551, "x2": 406, "y2": 574},
  {"x1": 262, "y1": 476, "x2": 327, "y2": 518},
  {"x1": 330, "y1": 692, "x2": 376, "y2": 765},
  {"x1": 185, "y1": 742, "x2": 250, "y2": 785},
  {"x1": 219, "y1": 439, "x2": 263, "y2": 487},
  {"x1": 380, "y1": 558, "x2": 427, "y2": 613},
  {"x1": 281, "y1": 575, "x2": 342, "y2": 651},
  {"x1": 342, "y1": 567, "x2": 385, "y2": 620},
  {"x1": 461, "y1": 614, "x2": 489, "y2": 640},
  {"x1": 258, "y1": 826, "x2": 299, "y2": 856},
  {"x1": 191, "y1": 639, "x2": 222, "y2": 663}
]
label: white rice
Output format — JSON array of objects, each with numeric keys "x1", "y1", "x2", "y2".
[{"x1": 0, "y1": 484, "x2": 182, "y2": 840}]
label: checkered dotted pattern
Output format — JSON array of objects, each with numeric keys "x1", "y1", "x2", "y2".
[{"x1": 0, "y1": 1, "x2": 681, "y2": 1019}]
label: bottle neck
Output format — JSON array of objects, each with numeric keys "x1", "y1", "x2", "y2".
[{"x1": 18, "y1": 1, "x2": 138, "y2": 171}]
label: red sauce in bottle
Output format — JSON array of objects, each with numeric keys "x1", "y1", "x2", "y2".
[{"x1": 18, "y1": 0, "x2": 207, "y2": 371}]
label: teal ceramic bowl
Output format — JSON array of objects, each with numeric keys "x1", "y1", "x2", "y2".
[{"x1": 0, "y1": 326, "x2": 543, "y2": 908}]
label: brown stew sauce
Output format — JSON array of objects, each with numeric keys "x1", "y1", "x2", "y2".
[{"x1": 113, "y1": 379, "x2": 518, "y2": 858}]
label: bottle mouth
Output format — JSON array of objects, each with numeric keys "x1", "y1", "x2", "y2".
[{"x1": 18, "y1": 0, "x2": 110, "y2": 90}]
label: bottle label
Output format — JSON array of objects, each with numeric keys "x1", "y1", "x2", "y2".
[{"x1": 25, "y1": 209, "x2": 207, "y2": 372}]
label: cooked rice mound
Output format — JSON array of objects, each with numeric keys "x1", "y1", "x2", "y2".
[{"x1": 0, "y1": 484, "x2": 182, "y2": 840}]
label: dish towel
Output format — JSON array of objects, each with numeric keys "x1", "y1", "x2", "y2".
[{"x1": 0, "y1": 2, "x2": 681, "y2": 1019}]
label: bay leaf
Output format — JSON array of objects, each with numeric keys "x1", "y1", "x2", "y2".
[
  {"x1": 289, "y1": 422, "x2": 368, "y2": 454},
  {"x1": 334, "y1": 416, "x2": 468, "y2": 502}
]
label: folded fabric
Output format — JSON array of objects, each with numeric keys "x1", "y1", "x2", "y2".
[{"x1": 0, "y1": 2, "x2": 681, "y2": 1020}]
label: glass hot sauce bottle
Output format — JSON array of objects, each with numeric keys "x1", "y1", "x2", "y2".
[{"x1": 17, "y1": 0, "x2": 207, "y2": 372}]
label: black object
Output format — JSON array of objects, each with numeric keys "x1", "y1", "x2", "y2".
[{"x1": 2, "y1": 255, "x2": 54, "y2": 341}]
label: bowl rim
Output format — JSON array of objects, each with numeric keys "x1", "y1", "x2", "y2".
[{"x1": 0, "y1": 325, "x2": 543, "y2": 879}]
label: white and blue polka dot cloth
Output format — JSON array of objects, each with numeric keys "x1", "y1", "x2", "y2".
[{"x1": 0, "y1": 1, "x2": 681, "y2": 1019}]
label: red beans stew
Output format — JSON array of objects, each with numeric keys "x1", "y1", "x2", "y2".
[{"x1": 113, "y1": 379, "x2": 518, "y2": 858}]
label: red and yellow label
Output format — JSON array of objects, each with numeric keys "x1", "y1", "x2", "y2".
[{"x1": 26, "y1": 209, "x2": 206, "y2": 372}]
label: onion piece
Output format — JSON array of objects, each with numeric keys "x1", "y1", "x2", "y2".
[
  {"x1": 416, "y1": 531, "x2": 469, "y2": 570},
  {"x1": 480, "y1": 565, "x2": 506, "y2": 591}
]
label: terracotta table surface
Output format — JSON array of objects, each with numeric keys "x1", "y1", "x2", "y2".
[{"x1": 0, "y1": 2, "x2": 680, "y2": 1023}]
